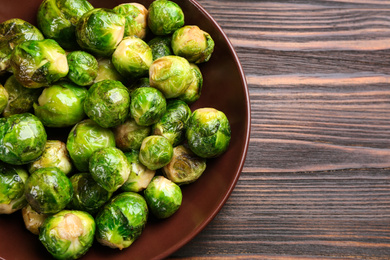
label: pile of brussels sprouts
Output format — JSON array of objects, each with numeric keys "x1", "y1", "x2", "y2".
[{"x1": 0, "y1": 0, "x2": 231, "y2": 259}]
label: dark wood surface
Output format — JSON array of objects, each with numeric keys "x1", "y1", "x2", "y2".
[{"x1": 171, "y1": 0, "x2": 390, "y2": 259}]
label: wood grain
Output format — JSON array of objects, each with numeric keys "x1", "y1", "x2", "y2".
[{"x1": 171, "y1": 0, "x2": 390, "y2": 259}]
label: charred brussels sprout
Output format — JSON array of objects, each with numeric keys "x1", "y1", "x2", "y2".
[
  {"x1": 186, "y1": 108, "x2": 231, "y2": 158},
  {"x1": 94, "y1": 58, "x2": 126, "y2": 84},
  {"x1": 67, "y1": 51, "x2": 98, "y2": 86},
  {"x1": 28, "y1": 140, "x2": 73, "y2": 175},
  {"x1": 148, "y1": 0, "x2": 184, "y2": 36},
  {"x1": 84, "y1": 80, "x2": 130, "y2": 128},
  {"x1": 139, "y1": 135, "x2": 173, "y2": 170},
  {"x1": 172, "y1": 25, "x2": 215, "y2": 63},
  {"x1": 0, "y1": 162, "x2": 28, "y2": 214},
  {"x1": 144, "y1": 176, "x2": 182, "y2": 219},
  {"x1": 22, "y1": 204, "x2": 48, "y2": 235},
  {"x1": 149, "y1": 55, "x2": 193, "y2": 99},
  {"x1": 163, "y1": 145, "x2": 206, "y2": 185},
  {"x1": 10, "y1": 39, "x2": 69, "y2": 89},
  {"x1": 113, "y1": 3, "x2": 148, "y2": 39},
  {"x1": 0, "y1": 84, "x2": 8, "y2": 114},
  {"x1": 178, "y1": 63, "x2": 203, "y2": 104},
  {"x1": 153, "y1": 99, "x2": 191, "y2": 146},
  {"x1": 39, "y1": 210, "x2": 95, "y2": 260},
  {"x1": 148, "y1": 36, "x2": 173, "y2": 61},
  {"x1": 37, "y1": 0, "x2": 94, "y2": 50},
  {"x1": 33, "y1": 81, "x2": 87, "y2": 127},
  {"x1": 0, "y1": 18, "x2": 44, "y2": 73},
  {"x1": 121, "y1": 150, "x2": 155, "y2": 193},
  {"x1": 113, "y1": 118, "x2": 151, "y2": 152},
  {"x1": 24, "y1": 167, "x2": 73, "y2": 214},
  {"x1": 76, "y1": 8, "x2": 125, "y2": 57},
  {"x1": 66, "y1": 119, "x2": 115, "y2": 172},
  {"x1": 95, "y1": 192, "x2": 148, "y2": 250},
  {"x1": 69, "y1": 172, "x2": 112, "y2": 214},
  {"x1": 0, "y1": 113, "x2": 47, "y2": 165},
  {"x1": 89, "y1": 147, "x2": 131, "y2": 193},
  {"x1": 112, "y1": 36, "x2": 153, "y2": 79}
]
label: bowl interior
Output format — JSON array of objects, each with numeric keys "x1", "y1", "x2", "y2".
[{"x1": 0, "y1": 0, "x2": 251, "y2": 259}]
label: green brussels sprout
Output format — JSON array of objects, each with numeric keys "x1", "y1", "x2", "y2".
[
  {"x1": 113, "y1": 3, "x2": 148, "y2": 39},
  {"x1": 22, "y1": 204, "x2": 48, "y2": 235},
  {"x1": 69, "y1": 172, "x2": 112, "y2": 214},
  {"x1": 10, "y1": 39, "x2": 69, "y2": 89},
  {"x1": 149, "y1": 55, "x2": 193, "y2": 99},
  {"x1": 139, "y1": 135, "x2": 173, "y2": 170},
  {"x1": 2, "y1": 75, "x2": 41, "y2": 117},
  {"x1": 148, "y1": 0, "x2": 184, "y2": 36},
  {"x1": 84, "y1": 80, "x2": 130, "y2": 128},
  {"x1": 24, "y1": 167, "x2": 73, "y2": 214},
  {"x1": 0, "y1": 84, "x2": 8, "y2": 114},
  {"x1": 0, "y1": 162, "x2": 28, "y2": 214},
  {"x1": 172, "y1": 25, "x2": 215, "y2": 63},
  {"x1": 95, "y1": 192, "x2": 148, "y2": 250},
  {"x1": 178, "y1": 63, "x2": 203, "y2": 104},
  {"x1": 152, "y1": 99, "x2": 191, "y2": 146},
  {"x1": 33, "y1": 81, "x2": 87, "y2": 127},
  {"x1": 121, "y1": 150, "x2": 155, "y2": 193},
  {"x1": 37, "y1": 0, "x2": 94, "y2": 50},
  {"x1": 113, "y1": 118, "x2": 151, "y2": 152},
  {"x1": 162, "y1": 144, "x2": 206, "y2": 185},
  {"x1": 76, "y1": 8, "x2": 125, "y2": 57},
  {"x1": 67, "y1": 51, "x2": 98, "y2": 86},
  {"x1": 94, "y1": 58, "x2": 126, "y2": 84},
  {"x1": 144, "y1": 175, "x2": 182, "y2": 219},
  {"x1": 0, "y1": 18, "x2": 44, "y2": 73},
  {"x1": 0, "y1": 113, "x2": 47, "y2": 165},
  {"x1": 186, "y1": 108, "x2": 231, "y2": 158},
  {"x1": 89, "y1": 147, "x2": 131, "y2": 193},
  {"x1": 112, "y1": 36, "x2": 153, "y2": 79},
  {"x1": 130, "y1": 87, "x2": 166, "y2": 126},
  {"x1": 148, "y1": 36, "x2": 173, "y2": 61},
  {"x1": 128, "y1": 77, "x2": 150, "y2": 93},
  {"x1": 66, "y1": 119, "x2": 115, "y2": 172},
  {"x1": 39, "y1": 210, "x2": 95, "y2": 260},
  {"x1": 28, "y1": 140, "x2": 73, "y2": 175}
]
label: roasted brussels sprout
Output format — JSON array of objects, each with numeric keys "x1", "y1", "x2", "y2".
[
  {"x1": 10, "y1": 39, "x2": 69, "y2": 89},
  {"x1": 37, "y1": 0, "x2": 94, "y2": 50},
  {"x1": 113, "y1": 3, "x2": 148, "y2": 39},
  {"x1": 0, "y1": 18, "x2": 44, "y2": 73},
  {"x1": 128, "y1": 77, "x2": 150, "y2": 92},
  {"x1": 76, "y1": 8, "x2": 125, "y2": 57},
  {"x1": 172, "y1": 25, "x2": 215, "y2": 63},
  {"x1": 186, "y1": 108, "x2": 231, "y2": 158},
  {"x1": 178, "y1": 63, "x2": 203, "y2": 104},
  {"x1": 0, "y1": 162, "x2": 28, "y2": 214},
  {"x1": 89, "y1": 147, "x2": 130, "y2": 193},
  {"x1": 95, "y1": 192, "x2": 148, "y2": 250},
  {"x1": 144, "y1": 175, "x2": 182, "y2": 219},
  {"x1": 94, "y1": 58, "x2": 126, "y2": 84},
  {"x1": 66, "y1": 119, "x2": 115, "y2": 172},
  {"x1": 139, "y1": 135, "x2": 173, "y2": 170},
  {"x1": 22, "y1": 204, "x2": 48, "y2": 235},
  {"x1": 24, "y1": 167, "x2": 73, "y2": 214},
  {"x1": 0, "y1": 84, "x2": 8, "y2": 114},
  {"x1": 162, "y1": 144, "x2": 206, "y2": 185},
  {"x1": 67, "y1": 51, "x2": 98, "y2": 86},
  {"x1": 33, "y1": 81, "x2": 87, "y2": 127},
  {"x1": 113, "y1": 118, "x2": 151, "y2": 151},
  {"x1": 148, "y1": 36, "x2": 173, "y2": 61},
  {"x1": 121, "y1": 150, "x2": 155, "y2": 193},
  {"x1": 130, "y1": 86, "x2": 166, "y2": 126},
  {"x1": 69, "y1": 172, "x2": 112, "y2": 214},
  {"x1": 0, "y1": 113, "x2": 47, "y2": 165},
  {"x1": 148, "y1": 0, "x2": 184, "y2": 36},
  {"x1": 112, "y1": 36, "x2": 153, "y2": 79},
  {"x1": 84, "y1": 79, "x2": 130, "y2": 128},
  {"x1": 152, "y1": 99, "x2": 191, "y2": 146},
  {"x1": 39, "y1": 210, "x2": 95, "y2": 260},
  {"x1": 149, "y1": 55, "x2": 193, "y2": 99},
  {"x1": 28, "y1": 140, "x2": 73, "y2": 175}
]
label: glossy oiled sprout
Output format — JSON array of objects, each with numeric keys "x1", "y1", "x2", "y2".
[
  {"x1": 147, "y1": 0, "x2": 184, "y2": 36},
  {"x1": 0, "y1": 113, "x2": 47, "y2": 165},
  {"x1": 67, "y1": 51, "x2": 98, "y2": 86},
  {"x1": 139, "y1": 135, "x2": 173, "y2": 170},
  {"x1": 113, "y1": 3, "x2": 148, "y2": 39},
  {"x1": 178, "y1": 63, "x2": 203, "y2": 104},
  {"x1": 33, "y1": 81, "x2": 87, "y2": 128},
  {"x1": 0, "y1": 84, "x2": 8, "y2": 115},
  {"x1": 37, "y1": 0, "x2": 94, "y2": 50},
  {"x1": 186, "y1": 108, "x2": 231, "y2": 158},
  {"x1": 94, "y1": 58, "x2": 126, "y2": 84},
  {"x1": 22, "y1": 204, "x2": 48, "y2": 235},
  {"x1": 113, "y1": 118, "x2": 152, "y2": 152},
  {"x1": 148, "y1": 36, "x2": 173, "y2": 61}
]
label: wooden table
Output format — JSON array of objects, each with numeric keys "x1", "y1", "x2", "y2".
[{"x1": 171, "y1": 0, "x2": 390, "y2": 259}]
